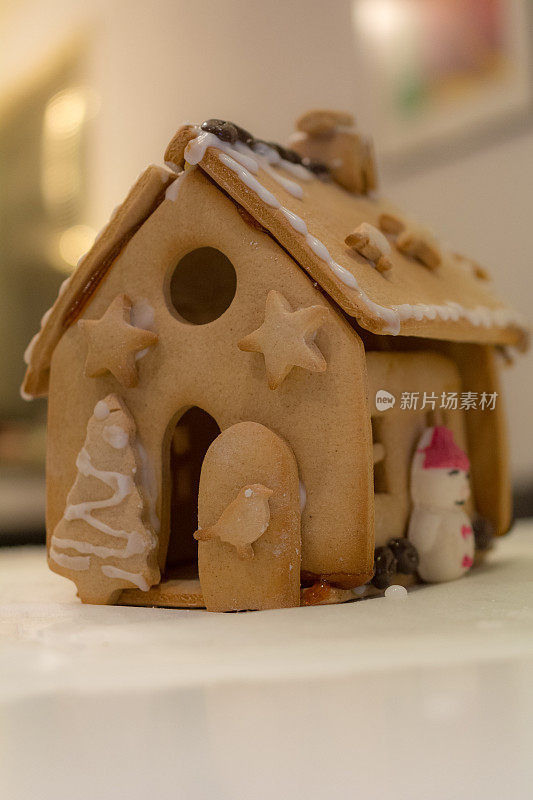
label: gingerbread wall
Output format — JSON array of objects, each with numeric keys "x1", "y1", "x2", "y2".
[{"x1": 46, "y1": 167, "x2": 374, "y2": 585}]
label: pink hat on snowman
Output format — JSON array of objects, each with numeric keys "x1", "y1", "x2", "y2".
[{"x1": 417, "y1": 426, "x2": 470, "y2": 472}]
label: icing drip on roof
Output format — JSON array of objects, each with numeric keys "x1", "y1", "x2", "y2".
[{"x1": 186, "y1": 130, "x2": 309, "y2": 201}]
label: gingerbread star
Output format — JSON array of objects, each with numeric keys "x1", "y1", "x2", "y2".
[
  {"x1": 378, "y1": 212, "x2": 442, "y2": 270},
  {"x1": 79, "y1": 294, "x2": 158, "y2": 388},
  {"x1": 238, "y1": 290, "x2": 329, "y2": 390}
]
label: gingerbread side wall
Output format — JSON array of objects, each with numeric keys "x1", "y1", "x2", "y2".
[{"x1": 440, "y1": 343, "x2": 512, "y2": 535}]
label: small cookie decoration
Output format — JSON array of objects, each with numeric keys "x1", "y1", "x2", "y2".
[
  {"x1": 197, "y1": 422, "x2": 301, "y2": 611},
  {"x1": 289, "y1": 109, "x2": 377, "y2": 194},
  {"x1": 378, "y1": 212, "x2": 442, "y2": 270},
  {"x1": 238, "y1": 290, "x2": 329, "y2": 390},
  {"x1": 345, "y1": 222, "x2": 392, "y2": 273},
  {"x1": 452, "y1": 252, "x2": 490, "y2": 281},
  {"x1": 194, "y1": 483, "x2": 273, "y2": 560},
  {"x1": 49, "y1": 394, "x2": 160, "y2": 604},
  {"x1": 79, "y1": 294, "x2": 158, "y2": 388},
  {"x1": 296, "y1": 109, "x2": 355, "y2": 136}
]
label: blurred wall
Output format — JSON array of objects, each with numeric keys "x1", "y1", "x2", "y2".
[{"x1": 1, "y1": 0, "x2": 532, "y2": 483}]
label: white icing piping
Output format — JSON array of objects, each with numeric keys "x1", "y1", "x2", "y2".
[
  {"x1": 22, "y1": 277, "x2": 73, "y2": 399},
  {"x1": 49, "y1": 547, "x2": 89, "y2": 571},
  {"x1": 102, "y1": 424, "x2": 129, "y2": 449},
  {"x1": 185, "y1": 130, "x2": 309, "y2": 200},
  {"x1": 51, "y1": 535, "x2": 144, "y2": 560},
  {"x1": 186, "y1": 131, "x2": 255, "y2": 171},
  {"x1": 131, "y1": 298, "x2": 156, "y2": 361},
  {"x1": 281, "y1": 208, "x2": 308, "y2": 235},
  {"x1": 94, "y1": 400, "x2": 110, "y2": 420},
  {"x1": 50, "y1": 446, "x2": 156, "y2": 562},
  {"x1": 184, "y1": 132, "x2": 525, "y2": 337},
  {"x1": 262, "y1": 164, "x2": 303, "y2": 199},
  {"x1": 219, "y1": 153, "x2": 281, "y2": 208},
  {"x1": 238, "y1": 141, "x2": 305, "y2": 198},
  {"x1": 131, "y1": 298, "x2": 155, "y2": 329},
  {"x1": 240, "y1": 140, "x2": 312, "y2": 183},
  {"x1": 101, "y1": 565, "x2": 149, "y2": 591},
  {"x1": 165, "y1": 174, "x2": 185, "y2": 202}
]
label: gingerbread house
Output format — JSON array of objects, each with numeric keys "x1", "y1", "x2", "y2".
[{"x1": 22, "y1": 113, "x2": 527, "y2": 611}]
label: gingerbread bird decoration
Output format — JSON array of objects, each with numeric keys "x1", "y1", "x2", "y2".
[{"x1": 194, "y1": 484, "x2": 273, "y2": 560}]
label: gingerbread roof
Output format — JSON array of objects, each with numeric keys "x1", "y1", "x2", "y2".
[
  {"x1": 22, "y1": 120, "x2": 527, "y2": 399},
  {"x1": 166, "y1": 123, "x2": 527, "y2": 346}
]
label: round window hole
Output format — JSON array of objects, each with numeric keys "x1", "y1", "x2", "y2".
[{"x1": 168, "y1": 247, "x2": 237, "y2": 325}]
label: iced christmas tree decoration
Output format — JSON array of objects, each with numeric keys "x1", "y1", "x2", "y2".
[
  {"x1": 407, "y1": 426, "x2": 475, "y2": 583},
  {"x1": 49, "y1": 394, "x2": 160, "y2": 603}
]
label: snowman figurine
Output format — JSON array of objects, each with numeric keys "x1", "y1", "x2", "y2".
[{"x1": 407, "y1": 426, "x2": 474, "y2": 583}]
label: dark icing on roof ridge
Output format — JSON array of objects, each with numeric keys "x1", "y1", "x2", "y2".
[{"x1": 200, "y1": 119, "x2": 330, "y2": 177}]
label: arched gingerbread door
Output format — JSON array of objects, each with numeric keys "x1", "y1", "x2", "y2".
[{"x1": 196, "y1": 422, "x2": 301, "y2": 612}]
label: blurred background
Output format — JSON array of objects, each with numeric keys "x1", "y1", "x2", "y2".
[{"x1": 1, "y1": 0, "x2": 532, "y2": 543}]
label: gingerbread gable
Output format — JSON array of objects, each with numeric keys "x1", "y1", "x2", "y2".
[{"x1": 22, "y1": 120, "x2": 527, "y2": 400}]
